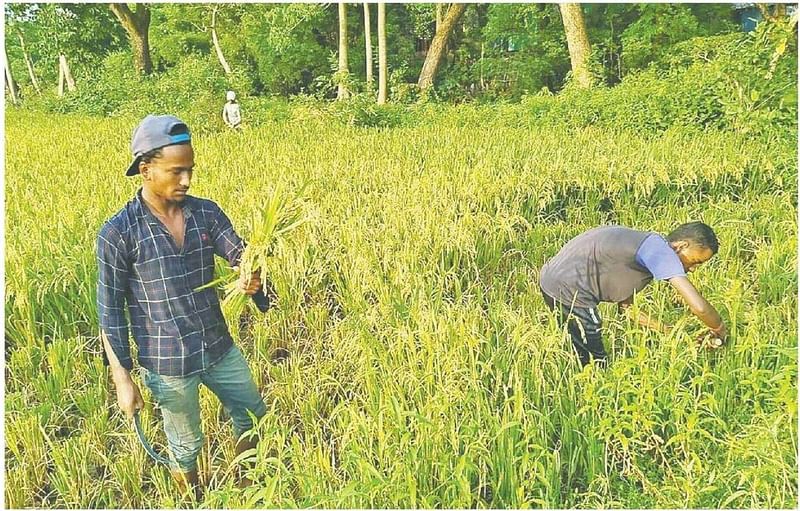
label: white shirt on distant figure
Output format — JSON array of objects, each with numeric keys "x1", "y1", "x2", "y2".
[{"x1": 223, "y1": 101, "x2": 241, "y2": 128}]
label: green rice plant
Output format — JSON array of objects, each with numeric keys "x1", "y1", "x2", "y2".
[
  {"x1": 5, "y1": 413, "x2": 49, "y2": 504},
  {"x1": 4, "y1": 107, "x2": 797, "y2": 509},
  {"x1": 195, "y1": 185, "x2": 310, "y2": 335}
]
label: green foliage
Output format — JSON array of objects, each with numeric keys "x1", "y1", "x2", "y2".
[
  {"x1": 583, "y1": 3, "x2": 737, "y2": 84},
  {"x1": 5, "y1": 3, "x2": 126, "y2": 85},
  {"x1": 520, "y1": 21, "x2": 797, "y2": 138},
  {"x1": 621, "y1": 4, "x2": 704, "y2": 72},
  {"x1": 0, "y1": 2, "x2": 782, "y2": 106},
  {"x1": 328, "y1": 93, "x2": 410, "y2": 128},
  {"x1": 149, "y1": 3, "x2": 214, "y2": 67},
  {"x1": 22, "y1": 52, "x2": 257, "y2": 133},
  {"x1": 479, "y1": 3, "x2": 570, "y2": 99},
  {"x1": 240, "y1": 4, "x2": 332, "y2": 96}
]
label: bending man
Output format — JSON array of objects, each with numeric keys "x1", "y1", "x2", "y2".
[{"x1": 539, "y1": 222, "x2": 727, "y2": 367}]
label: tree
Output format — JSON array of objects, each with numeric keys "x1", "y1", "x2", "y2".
[
  {"x1": 16, "y1": 29, "x2": 40, "y2": 94},
  {"x1": 57, "y1": 54, "x2": 75, "y2": 96},
  {"x1": 24, "y1": 4, "x2": 124, "y2": 90},
  {"x1": 478, "y1": 4, "x2": 569, "y2": 97},
  {"x1": 238, "y1": 4, "x2": 329, "y2": 96},
  {"x1": 210, "y1": 5, "x2": 232, "y2": 74},
  {"x1": 109, "y1": 3, "x2": 152, "y2": 75},
  {"x1": 377, "y1": 2, "x2": 387, "y2": 104},
  {"x1": 417, "y1": 3, "x2": 467, "y2": 92},
  {"x1": 4, "y1": 47, "x2": 19, "y2": 105},
  {"x1": 337, "y1": 2, "x2": 349, "y2": 100},
  {"x1": 364, "y1": 3, "x2": 373, "y2": 88},
  {"x1": 559, "y1": 3, "x2": 593, "y2": 88}
]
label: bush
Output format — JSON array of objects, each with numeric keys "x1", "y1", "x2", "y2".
[
  {"x1": 16, "y1": 18, "x2": 796, "y2": 140},
  {"x1": 327, "y1": 93, "x2": 411, "y2": 129},
  {"x1": 520, "y1": 19, "x2": 797, "y2": 138},
  {"x1": 24, "y1": 53, "x2": 258, "y2": 133}
]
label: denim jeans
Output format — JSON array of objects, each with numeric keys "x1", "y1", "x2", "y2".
[{"x1": 141, "y1": 344, "x2": 267, "y2": 472}]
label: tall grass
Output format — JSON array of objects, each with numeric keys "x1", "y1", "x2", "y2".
[{"x1": 5, "y1": 108, "x2": 797, "y2": 508}]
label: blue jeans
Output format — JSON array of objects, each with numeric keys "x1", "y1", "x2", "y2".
[{"x1": 141, "y1": 345, "x2": 267, "y2": 472}]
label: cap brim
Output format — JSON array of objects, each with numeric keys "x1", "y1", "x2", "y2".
[{"x1": 126, "y1": 156, "x2": 143, "y2": 176}]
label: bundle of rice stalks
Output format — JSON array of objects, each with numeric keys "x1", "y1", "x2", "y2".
[{"x1": 195, "y1": 184, "x2": 309, "y2": 320}]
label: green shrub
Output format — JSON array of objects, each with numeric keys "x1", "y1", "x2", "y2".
[
  {"x1": 519, "y1": 20, "x2": 797, "y2": 138},
  {"x1": 327, "y1": 93, "x2": 410, "y2": 128},
  {"x1": 23, "y1": 53, "x2": 256, "y2": 133}
]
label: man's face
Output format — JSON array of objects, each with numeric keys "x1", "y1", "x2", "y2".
[
  {"x1": 140, "y1": 144, "x2": 194, "y2": 203},
  {"x1": 672, "y1": 240, "x2": 715, "y2": 273}
]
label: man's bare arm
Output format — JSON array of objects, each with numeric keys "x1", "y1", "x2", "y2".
[
  {"x1": 668, "y1": 275, "x2": 727, "y2": 341},
  {"x1": 102, "y1": 331, "x2": 144, "y2": 418}
]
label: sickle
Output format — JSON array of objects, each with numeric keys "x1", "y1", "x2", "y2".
[{"x1": 133, "y1": 411, "x2": 172, "y2": 466}]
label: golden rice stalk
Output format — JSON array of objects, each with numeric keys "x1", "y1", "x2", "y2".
[{"x1": 195, "y1": 184, "x2": 309, "y2": 318}]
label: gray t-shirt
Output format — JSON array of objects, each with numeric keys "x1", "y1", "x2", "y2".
[{"x1": 539, "y1": 225, "x2": 670, "y2": 308}]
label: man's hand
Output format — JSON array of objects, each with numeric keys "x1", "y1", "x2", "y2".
[
  {"x1": 101, "y1": 331, "x2": 143, "y2": 418},
  {"x1": 114, "y1": 375, "x2": 145, "y2": 419},
  {"x1": 710, "y1": 321, "x2": 727, "y2": 341},
  {"x1": 237, "y1": 267, "x2": 262, "y2": 296},
  {"x1": 696, "y1": 328, "x2": 725, "y2": 349}
]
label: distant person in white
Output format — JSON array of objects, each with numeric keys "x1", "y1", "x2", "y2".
[{"x1": 222, "y1": 90, "x2": 241, "y2": 129}]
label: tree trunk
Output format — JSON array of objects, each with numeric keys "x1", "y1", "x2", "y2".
[
  {"x1": 436, "y1": 4, "x2": 447, "y2": 55},
  {"x1": 480, "y1": 42, "x2": 485, "y2": 90},
  {"x1": 559, "y1": 3, "x2": 593, "y2": 89},
  {"x1": 417, "y1": 3, "x2": 466, "y2": 92},
  {"x1": 109, "y1": 3, "x2": 152, "y2": 75},
  {"x1": 56, "y1": 55, "x2": 76, "y2": 96},
  {"x1": 4, "y1": 48, "x2": 18, "y2": 105},
  {"x1": 17, "y1": 30, "x2": 40, "y2": 94},
  {"x1": 337, "y1": 2, "x2": 349, "y2": 100},
  {"x1": 377, "y1": 2, "x2": 387, "y2": 104},
  {"x1": 64, "y1": 56, "x2": 76, "y2": 91},
  {"x1": 58, "y1": 58, "x2": 64, "y2": 97},
  {"x1": 211, "y1": 6, "x2": 232, "y2": 74},
  {"x1": 364, "y1": 3, "x2": 373, "y2": 87},
  {"x1": 59, "y1": 54, "x2": 75, "y2": 92}
]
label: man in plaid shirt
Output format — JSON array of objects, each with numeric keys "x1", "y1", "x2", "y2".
[{"x1": 97, "y1": 115, "x2": 269, "y2": 498}]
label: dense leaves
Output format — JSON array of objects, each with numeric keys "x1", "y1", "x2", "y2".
[{"x1": 4, "y1": 2, "x2": 768, "y2": 103}]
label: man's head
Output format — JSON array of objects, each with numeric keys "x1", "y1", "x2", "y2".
[
  {"x1": 127, "y1": 115, "x2": 194, "y2": 203},
  {"x1": 667, "y1": 221, "x2": 719, "y2": 273}
]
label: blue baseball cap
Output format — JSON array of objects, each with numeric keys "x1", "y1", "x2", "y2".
[{"x1": 126, "y1": 115, "x2": 192, "y2": 176}]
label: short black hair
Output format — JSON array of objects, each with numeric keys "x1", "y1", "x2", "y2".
[
  {"x1": 140, "y1": 147, "x2": 163, "y2": 164},
  {"x1": 667, "y1": 221, "x2": 719, "y2": 254},
  {"x1": 139, "y1": 123, "x2": 190, "y2": 164}
]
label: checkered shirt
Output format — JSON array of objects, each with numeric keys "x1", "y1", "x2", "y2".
[{"x1": 97, "y1": 188, "x2": 255, "y2": 376}]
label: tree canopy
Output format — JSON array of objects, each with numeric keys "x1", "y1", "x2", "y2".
[{"x1": 4, "y1": 2, "x2": 747, "y2": 101}]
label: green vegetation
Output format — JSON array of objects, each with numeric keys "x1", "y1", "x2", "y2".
[
  {"x1": 5, "y1": 103, "x2": 796, "y2": 507},
  {"x1": 4, "y1": 3, "x2": 797, "y2": 509}
]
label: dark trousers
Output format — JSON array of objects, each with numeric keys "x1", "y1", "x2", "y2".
[{"x1": 540, "y1": 288, "x2": 607, "y2": 367}]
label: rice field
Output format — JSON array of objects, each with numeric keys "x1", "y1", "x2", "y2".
[{"x1": 4, "y1": 108, "x2": 797, "y2": 508}]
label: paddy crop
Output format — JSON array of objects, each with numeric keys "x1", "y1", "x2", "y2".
[{"x1": 4, "y1": 108, "x2": 797, "y2": 508}]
